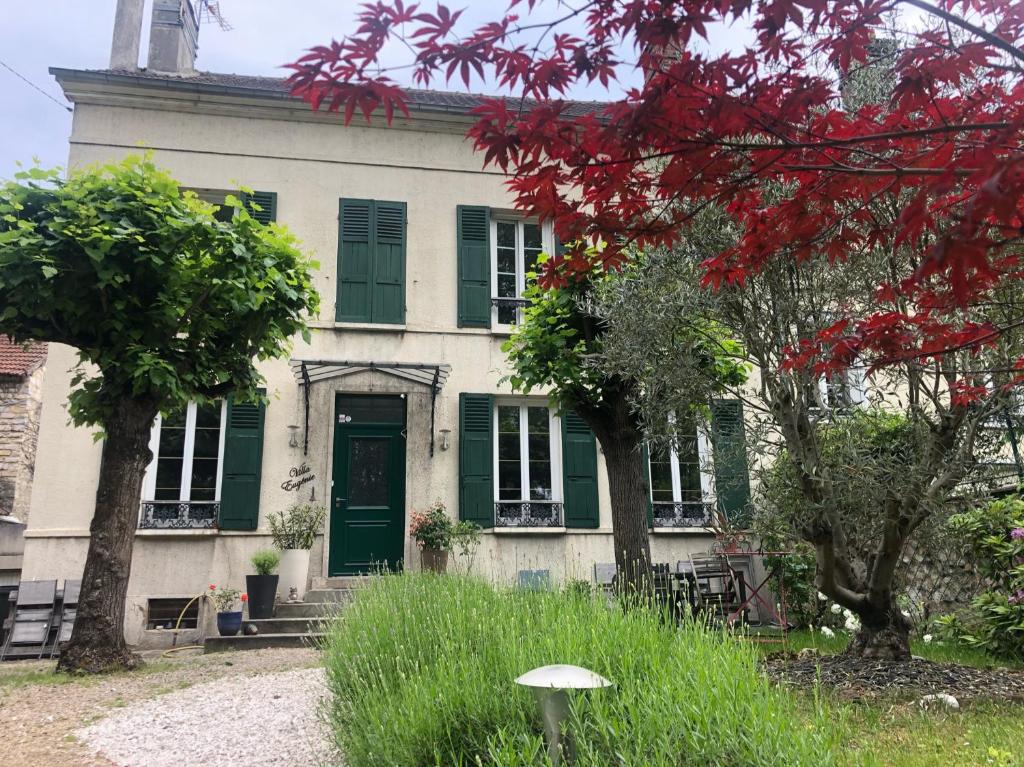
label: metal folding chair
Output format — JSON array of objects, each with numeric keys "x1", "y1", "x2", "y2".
[
  {"x1": 1, "y1": 580, "x2": 58, "y2": 660},
  {"x1": 50, "y1": 579, "x2": 81, "y2": 658}
]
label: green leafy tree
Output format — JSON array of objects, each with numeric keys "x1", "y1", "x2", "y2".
[
  {"x1": 0, "y1": 157, "x2": 320, "y2": 672},
  {"x1": 503, "y1": 248, "x2": 744, "y2": 591}
]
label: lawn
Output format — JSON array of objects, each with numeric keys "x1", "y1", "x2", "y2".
[{"x1": 763, "y1": 630, "x2": 1024, "y2": 767}]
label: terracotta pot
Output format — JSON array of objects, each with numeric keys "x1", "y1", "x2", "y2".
[{"x1": 421, "y1": 548, "x2": 449, "y2": 573}]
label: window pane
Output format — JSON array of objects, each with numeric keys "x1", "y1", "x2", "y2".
[
  {"x1": 497, "y1": 247, "x2": 516, "y2": 274},
  {"x1": 497, "y1": 273, "x2": 518, "y2": 299},
  {"x1": 497, "y1": 406, "x2": 522, "y2": 500},
  {"x1": 349, "y1": 437, "x2": 390, "y2": 506},
  {"x1": 526, "y1": 407, "x2": 552, "y2": 501},
  {"x1": 649, "y1": 445, "x2": 674, "y2": 503},
  {"x1": 155, "y1": 458, "x2": 184, "y2": 501},
  {"x1": 523, "y1": 223, "x2": 542, "y2": 251},
  {"x1": 192, "y1": 428, "x2": 220, "y2": 458},
  {"x1": 676, "y1": 425, "x2": 702, "y2": 503},
  {"x1": 497, "y1": 221, "x2": 516, "y2": 249},
  {"x1": 194, "y1": 402, "x2": 221, "y2": 428}
]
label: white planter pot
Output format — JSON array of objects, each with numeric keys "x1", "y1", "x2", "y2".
[{"x1": 277, "y1": 548, "x2": 311, "y2": 602}]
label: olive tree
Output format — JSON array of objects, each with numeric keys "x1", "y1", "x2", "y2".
[
  {"x1": 597, "y1": 207, "x2": 1022, "y2": 659},
  {"x1": 0, "y1": 157, "x2": 320, "y2": 672},
  {"x1": 503, "y1": 250, "x2": 744, "y2": 591}
]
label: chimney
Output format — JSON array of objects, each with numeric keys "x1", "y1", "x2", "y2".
[
  {"x1": 109, "y1": 0, "x2": 145, "y2": 70},
  {"x1": 147, "y1": 0, "x2": 200, "y2": 74}
]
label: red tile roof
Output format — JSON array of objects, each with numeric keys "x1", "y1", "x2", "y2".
[{"x1": 0, "y1": 338, "x2": 46, "y2": 377}]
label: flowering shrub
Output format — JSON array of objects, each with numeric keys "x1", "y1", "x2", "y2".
[
  {"x1": 268, "y1": 502, "x2": 326, "y2": 550},
  {"x1": 208, "y1": 584, "x2": 246, "y2": 613},
  {"x1": 934, "y1": 497, "x2": 1024, "y2": 659},
  {"x1": 408, "y1": 501, "x2": 454, "y2": 551}
]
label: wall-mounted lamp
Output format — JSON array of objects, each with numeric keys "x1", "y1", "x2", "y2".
[
  {"x1": 287, "y1": 424, "x2": 300, "y2": 448},
  {"x1": 439, "y1": 428, "x2": 451, "y2": 451}
]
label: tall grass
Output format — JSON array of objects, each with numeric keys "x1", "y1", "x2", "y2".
[{"x1": 321, "y1": 574, "x2": 839, "y2": 766}]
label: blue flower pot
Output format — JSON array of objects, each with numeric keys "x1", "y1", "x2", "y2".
[{"x1": 217, "y1": 610, "x2": 243, "y2": 637}]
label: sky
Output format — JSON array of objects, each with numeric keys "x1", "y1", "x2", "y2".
[{"x1": 0, "y1": 0, "x2": 661, "y2": 181}]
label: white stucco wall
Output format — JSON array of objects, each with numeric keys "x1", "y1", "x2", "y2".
[{"x1": 23, "y1": 75, "x2": 722, "y2": 645}]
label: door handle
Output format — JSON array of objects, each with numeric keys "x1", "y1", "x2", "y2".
[{"x1": 335, "y1": 498, "x2": 348, "y2": 509}]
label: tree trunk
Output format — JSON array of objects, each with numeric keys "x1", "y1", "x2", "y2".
[
  {"x1": 57, "y1": 397, "x2": 157, "y2": 674},
  {"x1": 600, "y1": 437, "x2": 652, "y2": 594},
  {"x1": 846, "y1": 604, "x2": 912, "y2": 660}
]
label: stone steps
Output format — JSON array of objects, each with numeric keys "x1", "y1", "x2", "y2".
[
  {"x1": 274, "y1": 601, "x2": 343, "y2": 619},
  {"x1": 204, "y1": 632, "x2": 326, "y2": 652},
  {"x1": 244, "y1": 616, "x2": 327, "y2": 634},
  {"x1": 203, "y1": 588, "x2": 351, "y2": 653}
]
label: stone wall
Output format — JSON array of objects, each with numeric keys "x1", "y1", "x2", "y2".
[{"x1": 0, "y1": 366, "x2": 45, "y2": 521}]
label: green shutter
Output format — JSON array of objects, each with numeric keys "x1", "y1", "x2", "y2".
[
  {"x1": 219, "y1": 392, "x2": 266, "y2": 531},
  {"x1": 459, "y1": 393, "x2": 494, "y2": 528},
  {"x1": 337, "y1": 199, "x2": 374, "y2": 322},
  {"x1": 457, "y1": 206, "x2": 491, "y2": 328},
  {"x1": 642, "y1": 443, "x2": 654, "y2": 528},
  {"x1": 241, "y1": 191, "x2": 277, "y2": 224},
  {"x1": 372, "y1": 200, "x2": 406, "y2": 324},
  {"x1": 562, "y1": 409, "x2": 599, "y2": 528},
  {"x1": 710, "y1": 399, "x2": 751, "y2": 525},
  {"x1": 337, "y1": 199, "x2": 406, "y2": 324}
]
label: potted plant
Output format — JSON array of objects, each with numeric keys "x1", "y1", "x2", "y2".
[
  {"x1": 269, "y1": 502, "x2": 326, "y2": 602},
  {"x1": 409, "y1": 501, "x2": 454, "y2": 573},
  {"x1": 246, "y1": 549, "x2": 280, "y2": 620},
  {"x1": 208, "y1": 585, "x2": 247, "y2": 637}
]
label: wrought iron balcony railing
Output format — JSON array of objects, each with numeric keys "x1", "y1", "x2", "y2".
[
  {"x1": 494, "y1": 501, "x2": 564, "y2": 528},
  {"x1": 652, "y1": 501, "x2": 713, "y2": 529},
  {"x1": 139, "y1": 501, "x2": 219, "y2": 530}
]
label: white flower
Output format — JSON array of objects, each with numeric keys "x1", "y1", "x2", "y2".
[
  {"x1": 842, "y1": 608, "x2": 854, "y2": 620},
  {"x1": 820, "y1": 626, "x2": 835, "y2": 638},
  {"x1": 844, "y1": 615, "x2": 861, "y2": 632},
  {"x1": 830, "y1": 603, "x2": 843, "y2": 615},
  {"x1": 923, "y1": 634, "x2": 933, "y2": 644},
  {"x1": 817, "y1": 591, "x2": 829, "y2": 602},
  {"x1": 901, "y1": 610, "x2": 911, "y2": 619}
]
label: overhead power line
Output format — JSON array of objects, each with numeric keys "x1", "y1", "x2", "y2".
[{"x1": 0, "y1": 60, "x2": 72, "y2": 113}]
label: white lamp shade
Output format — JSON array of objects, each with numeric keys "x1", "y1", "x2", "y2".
[{"x1": 515, "y1": 664, "x2": 612, "y2": 690}]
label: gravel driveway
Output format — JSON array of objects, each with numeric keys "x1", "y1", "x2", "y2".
[
  {"x1": 0, "y1": 647, "x2": 329, "y2": 766},
  {"x1": 79, "y1": 666, "x2": 333, "y2": 766}
]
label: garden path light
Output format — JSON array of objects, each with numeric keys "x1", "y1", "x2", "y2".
[{"x1": 515, "y1": 664, "x2": 612, "y2": 765}]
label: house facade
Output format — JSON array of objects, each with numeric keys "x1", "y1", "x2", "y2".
[{"x1": 21, "y1": 1, "x2": 754, "y2": 645}]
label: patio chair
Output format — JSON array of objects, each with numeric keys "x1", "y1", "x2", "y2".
[
  {"x1": 688, "y1": 555, "x2": 747, "y2": 623},
  {"x1": 1, "y1": 580, "x2": 57, "y2": 660},
  {"x1": 50, "y1": 579, "x2": 81, "y2": 658}
]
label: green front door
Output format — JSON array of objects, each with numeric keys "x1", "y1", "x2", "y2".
[{"x1": 329, "y1": 394, "x2": 407, "y2": 575}]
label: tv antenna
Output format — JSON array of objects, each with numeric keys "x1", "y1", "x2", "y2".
[{"x1": 195, "y1": 0, "x2": 233, "y2": 31}]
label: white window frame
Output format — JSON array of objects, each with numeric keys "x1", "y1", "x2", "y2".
[
  {"x1": 492, "y1": 399, "x2": 563, "y2": 503},
  {"x1": 490, "y1": 217, "x2": 555, "y2": 327},
  {"x1": 809, "y1": 366, "x2": 868, "y2": 412},
  {"x1": 648, "y1": 422, "x2": 715, "y2": 506},
  {"x1": 141, "y1": 400, "x2": 228, "y2": 503}
]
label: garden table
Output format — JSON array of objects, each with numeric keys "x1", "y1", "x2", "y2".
[{"x1": 722, "y1": 550, "x2": 794, "y2": 642}]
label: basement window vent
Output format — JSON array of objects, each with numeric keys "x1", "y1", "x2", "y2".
[{"x1": 147, "y1": 598, "x2": 199, "y2": 630}]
